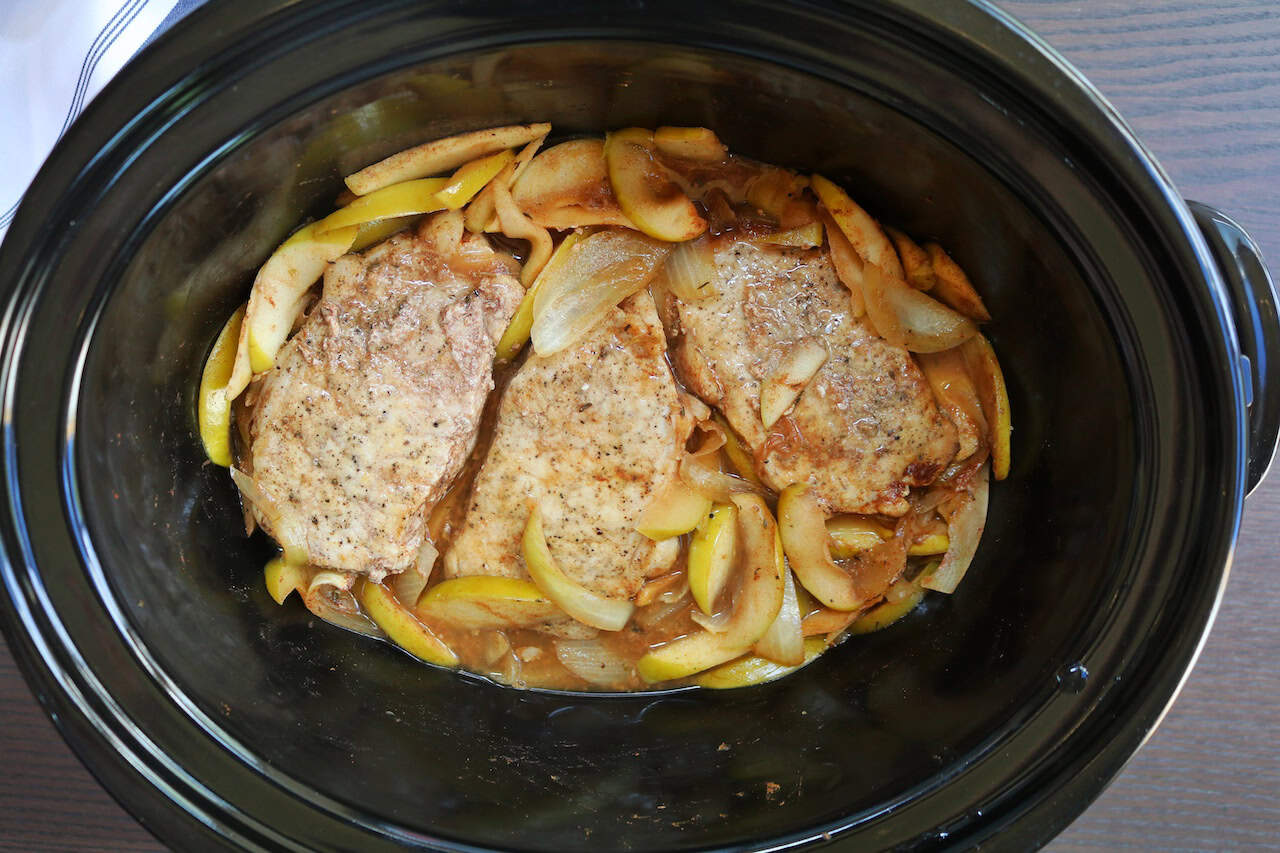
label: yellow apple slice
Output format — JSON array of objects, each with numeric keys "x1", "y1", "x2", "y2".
[
  {"x1": 917, "y1": 345, "x2": 988, "y2": 460},
  {"x1": 635, "y1": 482, "x2": 713, "y2": 540},
  {"x1": 263, "y1": 555, "x2": 309, "y2": 606},
  {"x1": 885, "y1": 226, "x2": 936, "y2": 291},
  {"x1": 315, "y1": 178, "x2": 449, "y2": 234},
  {"x1": 344, "y1": 122, "x2": 550, "y2": 196},
  {"x1": 637, "y1": 494, "x2": 784, "y2": 682},
  {"x1": 925, "y1": 242, "x2": 991, "y2": 322},
  {"x1": 416, "y1": 576, "x2": 560, "y2": 630},
  {"x1": 779, "y1": 483, "x2": 900, "y2": 611},
  {"x1": 820, "y1": 212, "x2": 866, "y2": 321},
  {"x1": 357, "y1": 579, "x2": 459, "y2": 666},
  {"x1": 350, "y1": 214, "x2": 421, "y2": 251},
  {"x1": 197, "y1": 304, "x2": 245, "y2": 467},
  {"x1": 847, "y1": 580, "x2": 926, "y2": 635},
  {"x1": 760, "y1": 336, "x2": 829, "y2": 429},
  {"x1": 826, "y1": 515, "x2": 894, "y2": 559},
  {"x1": 810, "y1": 173, "x2": 903, "y2": 279},
  {"x1": 961, "y1": 333, "x2": 1012, "y2": 480},
  {"x1": 745, "y1": 168, "x2": 816, "y2": 229},
  {"x1": 495, "y1": 230, "x2": 586, "y2": 361},
  {"x1": 653, "y1": 126, "x2": 727, "y2": 161},
  {"x1": 245, "y1": 222, "x2": 358, "y2": 373},
  {"x1": 687, "y1": 502, "x2": 737, "y2": 614},
  {"x1": 604, "y1": 128, "x2": 707, "y2": 242},
  {"x1": 692, "y1": 637, "x2": 826, "y2": 689},
  {"x1": 757, "y1": 222, "x2": 824, "y2": 248},
  {"x1": 523, "y1": 505, "x2": 635, "y2": 631},
  {"x1": 715, "y1": 414, "x2": 762, "y2": 487},
  {"x1": 909, "y1": 525, "x2": 950, "y2": 557},
  {"x1": 434, "y1": 148, "x2": 515, "y2": 210}
]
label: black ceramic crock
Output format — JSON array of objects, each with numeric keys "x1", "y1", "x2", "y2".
[{"x1": 1, "y1": 1, "x2": 1277, "y2": 850}]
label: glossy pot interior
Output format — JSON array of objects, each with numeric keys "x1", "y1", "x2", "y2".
[{"x1": 0, "y1": 1, "x2": 1245, "y2": 850}]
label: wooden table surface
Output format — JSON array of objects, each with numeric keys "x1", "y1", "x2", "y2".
[{"x1": 2, "y1": 1, "x2": 1277, "y2": 850}]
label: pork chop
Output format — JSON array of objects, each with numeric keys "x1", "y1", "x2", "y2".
[
  {"x1": 445, "y1": 289, "x2": 702, "y2": 601},
  {"x1": 671, "y1": 239, "x2": 957, "y2": 516},
  {"x1": 243, "y1": 213, "x2": 523, "y2": 581}
]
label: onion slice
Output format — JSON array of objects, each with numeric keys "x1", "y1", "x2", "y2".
[
  {"x1": 522, "y1": 505, "x2": 635, "y2": 631},
  {"x1": 302, "y1": 572, "x2": 383, "y2": 639},
  {"x1": 554, "y1": 638, "x2": 638, "y2": 689},
  {"x1": 491, "y1": 163, "x2": 553, "y2": 286},
  {"x1": 530, "y1": 228, "x2": 670, "y2": 356},
  {"x1": 661, "y1": 234, "x2": 718, "y2": 301},
  {"x1": 921, "y1": 464, "x2": 989, "y2": 594},
  {"x1": 860, "y1": 261, "x2": 978, "y2": 353},
  {"x1": 754, "y1": 568, "x2": 805, "y2": 665},
  {"x1": 760, "y1": 336, "x2": 829, "y2": 429},
  {"x1": 230, "y1": 468, "x2": 307, "y2": 566}
]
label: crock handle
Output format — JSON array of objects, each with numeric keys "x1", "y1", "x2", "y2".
[{"x1": 1188, "y1": 201, "x2": 1280, "y2": 495}]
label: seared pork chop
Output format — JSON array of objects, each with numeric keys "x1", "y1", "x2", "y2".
[
  {"x1": 672, "y1": 239, "x2": 957, "y2": 516},
  {"x1": 445, "y1": 289, "x2": 701, "y2": 601},
  {"x1": 244, "y1": 213, "x2": 523, "y2": 581}
]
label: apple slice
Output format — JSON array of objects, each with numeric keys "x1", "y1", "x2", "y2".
[
  {"x1": 509, "y1": 138, "x2": 634, "y2": 230},
  {"x1": 635, "y1": 481, "x2": 713, "y2": 540},
  {"x1": 197, "y1": 304, "x2": 246, "y2": 467},
  {"x1": 885, "y1": 226, "x2": 936, "y2": 291},
  {"x1": 917, "y1": 345, "x2": 988, "y2": 460},
  {"x1": 653, "y1": 126, "x2": 727, "y2": 162},
  {"x1": 523, "y1": 505, "x2": 635, "y2": 631},
  {"x1": 434, "y1": 148, "x2": 515, "y2": 210},
  {"x1": 779, "y1": 483, "x2": 909, "y2": 611},
  {"x1": 245, "y1": 222, "x2": 358, "y2": 373},
  {"x1": 687, "y1": 502, "x2": 738, "y2": 614},
  {"x1": 925, "y1": 242, "x2": 991, "y2": 322},
  {"x1": 826, "y1": 515, "x2": 893, "y2": 559},
  {"x1": 263, "y1": 555, "x2": 309, "y2": 606},
  {"x1": 692, "y1": 637, "x2": 826, "y2": 689},
  {"x1": 316, "y1": 177, "x2": 449, "y2": 234},
  {"x1": 714, "y1": 415, "x2": 762, "y2": 487},
  {"x1": 344, "y1": 122, "x2": 550, "y2": 196},
  {"x1": 494, "y1": 230, "x2": 586, "y2": 361},
  {"x1": 604, "y1": 128, "x2": 707, "y2": 242},
  {"x1": 810, "y1": 173, "x2": 903, "y2": 278},
  {"x1": 416, "y1": 576, "x2": 560, "y2": 630},
  {"x1": 358, "y1": 579, "x2": 459, "y2": 666},
  {"x1": 847, "y1": 580, "x2": 926, "y2": 635},
  {"x1": 760, "y1": 336, "x2": 829, "y2": 429},
  {"x1": 961, "y1": 333, "x2": 1012, "y2": 480},
  {"x1": 350, "y1": 214, "x2": 421, "y2": 252},
  {"x1": 821, "y1": 211, "x2": 867, "y2": 318},
  {"x1": 637, "y1": 494, "x2": 784, "y2": 682},
  {"x1": 757, "y1": 222, "x2": 824, "y2": 249}
]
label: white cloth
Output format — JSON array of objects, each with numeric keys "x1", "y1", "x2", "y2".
[{"x1": 0, "y1": 0, "x2": 179, "y2": 238}]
